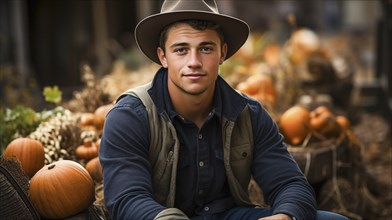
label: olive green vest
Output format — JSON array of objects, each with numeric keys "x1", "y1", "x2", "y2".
[{"x1": 121, "y1": 82, "x2": 255, "y2": 218}]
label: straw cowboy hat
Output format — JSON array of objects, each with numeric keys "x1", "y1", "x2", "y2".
[{"x1": 135, "y1": 0, "x2": 250, "y2": 65}]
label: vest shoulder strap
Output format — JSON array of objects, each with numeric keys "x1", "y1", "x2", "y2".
[{"x1": 117, "y1": 82, "x2": 153, "y2": 107}]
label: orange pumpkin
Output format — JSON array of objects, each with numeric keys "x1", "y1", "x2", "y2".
[
  {"x1": 3, "y1": 138, "x2": 45, "y2": 178},
  {"x1": 310, "y1": 106, "x2": 341, "y2": 138},
  {"x1": 94, "y1": 104, "x2": 113, "y2": 130},
  {"x1": 336, "y1": 115, "x2": 351, "y2": 131},
  {"x1": 279, "y1": 106, "x2": 311, "y2": 145},
  {"x1": 289, "y1": 28, "x2": 321, "y2": 65},
  {"x1": 263, "y1": 43, "x2": 281, "y2": 66},
  {"x1": 79, "y1": 112, "x2": 95, "y2": 127},
  {"x1": 75, "y1": 140, "x2": 98, "y2": 160},
  {"x1": 86, "y1": 157, "x2": 103, "y2": 182},
  {"x1": 29, "y1": 160, "x2": 95, "y2": 219},
  {"x1": 236, "y1": 73, "x2": 277, "y2": 106},
  {"x1": 236, "y1": 80, "x2": 258, "y2": 95}
]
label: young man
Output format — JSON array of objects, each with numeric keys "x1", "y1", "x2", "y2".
[{"x1": 99, "y1": 1, "x2": 349, "y2": 219}]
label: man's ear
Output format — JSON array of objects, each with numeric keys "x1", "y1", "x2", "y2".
[
  {"x1": 157, "y1": 47, "x2": 168, "y2": 68},
  {"x1": 220, "y1": 43, "x2": 228, "y2": 65}
]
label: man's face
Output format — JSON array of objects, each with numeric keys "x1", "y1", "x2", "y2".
[{"x1": 157, "y1": 23, "x2": 227, "y2": 97}]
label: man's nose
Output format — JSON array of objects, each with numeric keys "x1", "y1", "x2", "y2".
[{"x1": 187, "y1": 50, "x2": 202, "y2": 68}]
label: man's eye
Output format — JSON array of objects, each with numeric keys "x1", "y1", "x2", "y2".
[
  {"x1": 174, "y1": 48, "x2": 187, "y2": 54},
  {"x1": 200, "y1": 47, "x2": 213, "y2": 53}
]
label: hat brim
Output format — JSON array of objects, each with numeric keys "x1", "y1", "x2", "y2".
[{"x1": 135, "y1": 11, "x2": 250, "y2": 65}]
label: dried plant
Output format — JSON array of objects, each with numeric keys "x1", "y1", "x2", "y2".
[
  {"x1": 29, "y1": 108, "x2": 81, "y2": 164},
  {"x1": 64, "y1": 65, "x2": 111, "y2": 113}
]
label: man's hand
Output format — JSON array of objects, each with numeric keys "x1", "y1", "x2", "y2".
[{"x1": 258, "y1": 213, "x2": 292, "y2": 220}]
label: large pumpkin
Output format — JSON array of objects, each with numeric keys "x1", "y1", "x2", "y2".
[
  {"x1": 29, "y1": 160, "x2": 95, "y2": 219},
  {"x1": 279, "y1": 106, "x2": 311, "y2": 145},
  {"x1": 3, "y1": 138, "x2": 45, "y2": 178}
]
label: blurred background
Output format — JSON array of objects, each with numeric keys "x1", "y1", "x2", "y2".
[
  {"x1": 0, "y1": 1, "x2": 391, "y2": 220},
  {"x1": 1, "y1": 0, "x2": 390, "y2": 113}
]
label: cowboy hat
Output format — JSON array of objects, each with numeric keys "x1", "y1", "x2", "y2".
[{"x1": 135, "y1": 0, "x2": 250, "y2": 65}]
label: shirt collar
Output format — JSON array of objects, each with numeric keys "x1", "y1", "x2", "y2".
[{"x1": 149, "y1": 67, "x2": 247, "y2": 123}]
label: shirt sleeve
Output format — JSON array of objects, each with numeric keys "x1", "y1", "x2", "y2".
[
  {"x1": 249, "y1": 101, "x2": 317, "y2": 219},
  {"x1": 99, "y1": 95, "x2": 166, "y2": 219}
]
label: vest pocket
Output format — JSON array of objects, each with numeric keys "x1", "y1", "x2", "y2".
[
  {"x1": 155, "y1": 150, "x2": 174, "y2": 181},
  {"x1": 230, "y1": 143, "x2": 252, "y2": 161},
  {"x1": 152, "y1": 150, "x2": 174, "y2": 204},
  {"x1": 230, "y1": 143, "x2": 252, "y2": 188}
]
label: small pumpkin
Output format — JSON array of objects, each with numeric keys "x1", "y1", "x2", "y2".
[
  {"x1": 279, "y1": 106, "x2": 311, "y2": 145},
  {"x1": 236, "y1": 74, "x2": 261, "y2": 95},
  {"x1": 79, "y1": 112, "x2": 95, "y2": 127},
  {"x1": 263, "y1": 43, "x2": 281, "y2": 66},
  {"x1": 236, "y1": 73, "x2": 277, "y2": 106},
  {"x1": 289, "y1": 28, "x2": 321, "y2": 65},
  {"x1": 86, "y1": 157, "x2": 103, "y2": 182},
  {"x1": 310, "y1": 106, "x2": 341, "y2": 138},
  {"x1": 94, "y1": 104, "x2": 113, "y2": 130},
  {"x1": 336, "y1": 115, "x2": 351, "y2": 131},
  {"x1": 75, "y1": 139, "x2": 98, "y2": 160},
  {"x1": 29, "y1": 160, "x2": 95, "y2": 219},
  {"x1": 3, "y1": 138, "x2": 45, "y2": 178}
]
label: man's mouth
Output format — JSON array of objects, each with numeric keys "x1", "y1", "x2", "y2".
[{"x1": 183, "y1": 73, "x2": 205, "y2": 80}]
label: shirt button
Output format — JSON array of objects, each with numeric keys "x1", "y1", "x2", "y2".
[
  {"x1": 198, "y1": 189, "x2": 204, "y2": 195},
  {"x1": 199, "y1": 161, "x2": 204, "y2": 167},
  {"x1": 198, "y1": 134, "x2": 203, "y2": 139},
  {"x1": 204, "y1": 206, "x2": 209, "y2": 212}
]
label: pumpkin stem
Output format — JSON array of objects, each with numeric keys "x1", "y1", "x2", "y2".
[
  {"x1": 48, "y1": 164, "x2": 56, "y2": 170},
  {"x1": 84, "y1": 139, "x2": 93, "y2": 147}
]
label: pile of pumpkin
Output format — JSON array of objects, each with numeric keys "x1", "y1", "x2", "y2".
[
  {"x1": 278, "y1": 105, "x2": 351, "y2": 146},
  {"x1": 236, "y1": 71, "x2": 277, "y2": 109},
  {"x1": 1, "y1": 103, "x2": 113, "y2": 219}
]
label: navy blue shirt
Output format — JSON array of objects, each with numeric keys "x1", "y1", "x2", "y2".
[{"x1": 99, "y1": 68, "x2": 317, "y2": 219}]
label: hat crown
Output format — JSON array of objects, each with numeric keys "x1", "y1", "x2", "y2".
[
  {"x1": 161, "y1": 0, "x2": 219, "y2": 14},
  {"x1": 135, "y1": 0, "x2": 249, "y2": 65}
]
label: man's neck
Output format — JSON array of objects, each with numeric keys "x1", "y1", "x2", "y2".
[{"x1": 170, "y1": 90, "x2": 214, "y2": 128}]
